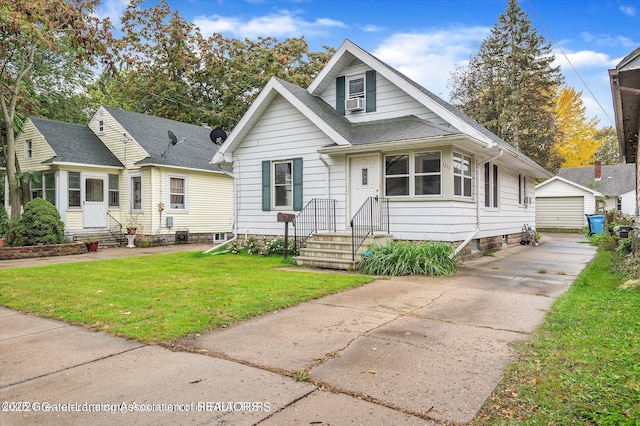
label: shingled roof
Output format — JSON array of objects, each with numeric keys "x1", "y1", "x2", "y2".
[
  {"x1": 275, "y1": 77, "x2": 460, "y2": 146},
  {"x1": 558, "y1": 164, "x2": 635, "y2": 196},
  {"x1": 103, "y1": 106, "x2": 227, "y2": 173},
  {"x1": 30, "y1": 117, "x2": 123, "y2": 167}
]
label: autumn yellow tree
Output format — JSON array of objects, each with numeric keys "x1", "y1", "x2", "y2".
[{"x1": 554, "y1": 86, "x2": 601, "y2": 167}]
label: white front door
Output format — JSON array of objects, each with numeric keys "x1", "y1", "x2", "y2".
[
  {"x1": 83, "y1": 174, "x2": 108, "y2": 228},
  {"x1": 349, "y1": 155, "x2": 380, "y2": 218}
]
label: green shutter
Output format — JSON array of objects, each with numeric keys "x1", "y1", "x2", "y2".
[
  {"x1": 365, "y1": 70, "x2": 376, "y2": 112},
  {"x1": 262, "y1": 160, "x2": 270, "y2": 211},
  {"x1": 336, "y1": 76, "x2": 346, "y2": 116},
  {"x1": 293, "y1": 157, "x2": 303, "y2": 211}
]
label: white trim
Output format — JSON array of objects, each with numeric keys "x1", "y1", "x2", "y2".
[
  {"x1": 271, "y1": 160, "x2": 293, "y2": 210},
  {"x1": 129, "y1": 173, "x2": 143, "y2": 211},
  {"x1": 219, "y1": 78, "x2": 351, "y2": 157},
  {"x1": 167, "y1": 173, "x2": 188, "y2": 212},
  {"x1": 535, "y1": 175, "x2": 602, "y2": 196},
  {"x1": 309, "y1": 40, "x2": 496, "y2": 147},
  {"x1": 383, "y1": 150, "x2": 443, "y2": 198}
]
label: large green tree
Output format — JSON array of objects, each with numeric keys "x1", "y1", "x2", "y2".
[
  {"x1": 0, "y1": 0, "x2": 114, "y2": 220},
  {"x1": 449, "y1": 0, "x2": 564, "y2": 172},
  {"x1": 594, "y1": 126, "x2": 622, "y2": 165},
  {"x1": 90, "y1": 0, "x2": 333, "y2": 130}
]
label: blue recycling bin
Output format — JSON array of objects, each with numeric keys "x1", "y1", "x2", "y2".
[{"x1": 585, "y1": 214, "x2": 605, "y2": 235}]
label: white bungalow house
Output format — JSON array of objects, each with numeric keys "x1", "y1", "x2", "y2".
[
  {"x1": 212, "y1": 39, "x2": 552, "y2": 268},
  {"x1": 9, "y1": 106, "x2": 233, "y2": 245}
]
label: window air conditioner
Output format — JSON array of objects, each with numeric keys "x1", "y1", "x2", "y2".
[{"x1": 345, "y1": 97, "x2": 364, "y2": 112}]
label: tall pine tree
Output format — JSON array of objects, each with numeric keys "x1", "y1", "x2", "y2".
[{"x1": 449, "y1": 0, "x2": 564, "y2": 172}]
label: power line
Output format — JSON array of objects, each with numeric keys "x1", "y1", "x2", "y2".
[{"x1": 526, "y1": 0, "x2": 616, "y2": 127}]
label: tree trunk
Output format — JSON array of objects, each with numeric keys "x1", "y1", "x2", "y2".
[{"x1": 5, "y1": 125, "x2": 22, "y2": 221}]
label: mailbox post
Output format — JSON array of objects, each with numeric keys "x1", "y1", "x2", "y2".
[{"x1": 277, "y1": 212, "x2": 295, "y2": 257}]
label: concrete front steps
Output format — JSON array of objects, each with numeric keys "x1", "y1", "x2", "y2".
[
  {"x1": 70, "y1": 230, "x2": 123, "y2": 248},
  {"x1": 293, "y1": 232, "x2": 392, "y2": 270}
]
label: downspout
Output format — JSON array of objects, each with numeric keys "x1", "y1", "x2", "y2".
[
  {"x1": 319, "y1": 153, "x2": 330, "y2": 199},
  {"x1": 205, "y1": 156, "x2": 239, "y2": 254},
  {"x1": 451, "y1": 148, "x2": 504, "y2": 258}
]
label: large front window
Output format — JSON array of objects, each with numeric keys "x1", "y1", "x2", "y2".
[
  {"x1": 385, "y1": 151, "x2": 441, "y2": 197},
  {"x1": 274, "y1": 161, "x2": 292, "y2": 208}
]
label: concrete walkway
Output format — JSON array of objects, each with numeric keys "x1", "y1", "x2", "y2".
[{"x1": 0, "y1": 234, "x2": 596, "y2": 425}]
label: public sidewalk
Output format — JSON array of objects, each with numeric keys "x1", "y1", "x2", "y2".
[{"x1": 0, "y1": 234, "x2": 596, "y2": 425}]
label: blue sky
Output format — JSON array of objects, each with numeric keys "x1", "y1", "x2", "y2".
[{"x1": 97, "y1": 0, "x2": 640, "y2": 128}]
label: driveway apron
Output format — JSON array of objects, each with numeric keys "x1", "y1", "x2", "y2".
[
  {"x1": 195, "y1": 233, "x2": 596, "y2": 424},
  {"x1": 0, "y1": 233, "x2": 596, "y2": 425}
]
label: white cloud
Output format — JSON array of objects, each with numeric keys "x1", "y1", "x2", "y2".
[
  {"x1": 372, "y1": 27, "x2": 489, "y2": 99},
  {"x1": 193, "y1": 10, "x2": 346, "y2": 39},
  {"x1": 620, "y1": 5, "x2": 637, "y2": 16},
  {"x1": 360, "y1": 24, "x2": 385, "y2": 33},
  {"x1": 552, "y1": 49, "x2": 616, "y2": 69},
  {"x1": 94, "y1": 0, "x2": 129, "y2": 22}
]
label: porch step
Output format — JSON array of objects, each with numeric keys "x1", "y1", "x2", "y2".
[
  {"x1": 293, "y1": 232, "x2": 392, "y2": 270},
  {"x1": 70, "y1": 231, "x2": 123, "y2": 248}
]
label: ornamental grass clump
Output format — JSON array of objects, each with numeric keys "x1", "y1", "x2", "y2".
[{"x1": 358, "y1": 240, "x2": 458, "y2": 276}]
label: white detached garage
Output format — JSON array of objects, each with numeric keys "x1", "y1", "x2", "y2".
[{"x1": 535, "y1": 176, "x2": 602, "y2": 230}]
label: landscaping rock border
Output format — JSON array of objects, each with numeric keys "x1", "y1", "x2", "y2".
[{"x1": 0, "y1": 242, "x2": 86, "y2": 261}]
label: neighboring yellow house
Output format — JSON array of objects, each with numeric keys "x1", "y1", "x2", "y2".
[{"x1": 8, "y1": 106, "x2": 233, "y2": 245}]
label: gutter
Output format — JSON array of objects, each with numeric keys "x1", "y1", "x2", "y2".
[{"x1": 451, "y1": 148, "x2": 504, "y2": 258}]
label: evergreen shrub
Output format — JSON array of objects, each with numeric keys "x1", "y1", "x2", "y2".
[{"x1": 10, "y1": 198, "x2": 64, "y2": 246}]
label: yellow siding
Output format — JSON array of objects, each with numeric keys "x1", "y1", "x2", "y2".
[
  {"x1": 90, "y1": 107, "x2": 148, "y2": 169},
  {"x1": 142, "y1": 167, "x2": 233, "y2": 234},
  {"x1": 16, "y1": 120, "x2": 55, "y2": 171}
]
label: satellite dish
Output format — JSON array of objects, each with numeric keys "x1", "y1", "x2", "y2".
[
  {"x1": 168, "y1": 130, "x2": 178, "y2": 145},
  {"x1": 210, "y1": 128, "x2": 227, "y2": 145}
]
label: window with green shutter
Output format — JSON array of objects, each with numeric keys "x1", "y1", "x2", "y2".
[
  {"x1": 262, "y1": 158, "x2": 303, "y2": 211},
  {"x1": 336, "y1": 71, "x2": 376, "y2": 114}
]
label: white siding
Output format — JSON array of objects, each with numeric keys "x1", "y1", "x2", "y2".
[
  {"x1": 321, "y1": 63, "x2": 449, "y2": 126},
  {"x1": 233, "y1": 94, "x2": 535, "y2": 242},
  {"x1": 535, "y1": 179, "x2": 596, "y2": 228},
  {"x1": 478, "y1": 166, "x2": 537, "y2": 237},
  {"x1": 234, "y1": 95, "x2": 348, "y2": 235},
  {"x1": 620, "y1": 190, "x2": 636, "y2": 216}
]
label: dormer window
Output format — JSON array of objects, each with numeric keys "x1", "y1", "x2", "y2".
[
  {"x1": 336, "y1": 71, "x2": 376, "y2": 115},
  {"x1": 348, "y1": 75, "x2": 365, "y2": 99},
  {"x1": 98, "y1": 114, "x2": 104, "y2": 134}
]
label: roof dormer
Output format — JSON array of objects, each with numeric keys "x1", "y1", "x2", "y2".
[{"x1": 336, "y1": 70, "x2": 376, "y2": 116}]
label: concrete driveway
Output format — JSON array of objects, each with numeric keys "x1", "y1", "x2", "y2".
[{"x1": 0, "y1": 233, "x2": 596, "y2": 425}]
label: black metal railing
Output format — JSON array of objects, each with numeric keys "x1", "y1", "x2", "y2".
[
  {"x1": 293, "y1": 198, "x2": 336, "y2": 254},
  {"x1": 350, "y1": 196, "x2": 389, "y2": 261},
  {"x1": 107, "y1": 212, "x2": 123, "y2": 235}
]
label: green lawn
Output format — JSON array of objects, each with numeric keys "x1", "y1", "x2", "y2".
[
  {"x1": 0, "y1": 252, "x2": 374, "y2": 343},
  {"x1": 474, "y1": 250, "x2": 640, "y2": 425}
]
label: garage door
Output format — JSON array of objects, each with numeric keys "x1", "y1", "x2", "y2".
[{"x1": 536, "y1": 196, "x2": 585, "y2": 229}]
